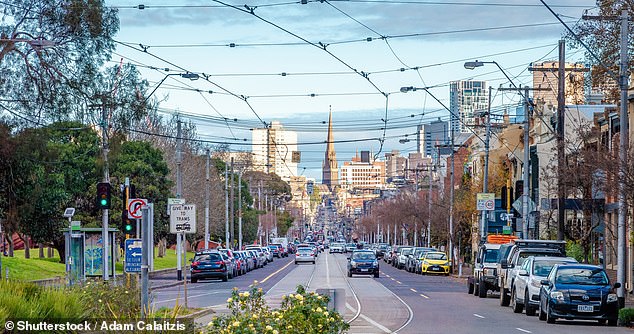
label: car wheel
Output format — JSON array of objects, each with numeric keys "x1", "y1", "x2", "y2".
[
  {"x1": 511, "y1": 287, "x2": 523, "y2": 313},
  {"x1": 473, "y1": 281, "x2": 480, "y2": 296},
  {"x1": 348, "y1": 271, "x2": 352, "y2": 278},
  {"x1": 546, "y1": 302, "x2": 556, "y2": 324},
  {"x1": 468, "y1": 281, "x2": 474, "y2": 294},
  {"x1": 312, "y1": 261, "x2": 315, "y2": 264},
  {"x1": 607, "y1": 318, "x2": 617, "y2": 326},
  {"x1": 499, "y1": 284, "x2": 510, "y2": 306},
  {"x1": 478, "y1": 279, "x2": 487, "y2": 298},
  {"x1": 598, "y1": 319, "x2": 606, "y2": 325},
  {"x1": 374, "y1": 272, "x2": 379, "y2": 278},
  {"x1": 538, "y1": 299, "x2": 546, "y2": 321},
  {"x1": 222, "y1": 273, "x2": 228, "y2": 282},
  {"x1": 295, "y1": 261, "x2": 298, "y2": 265},
  {"x1": 525, "y1": 290, "x2": 536, "y2": 316},
  {"x1": 191, "y1": 278, "x2": 197, "y2": 283}
]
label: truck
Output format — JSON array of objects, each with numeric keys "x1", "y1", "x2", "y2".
[
  {"x1": 270, "y1": 237, "x2": 289, "y2": 250},
  {"x1": 468, "y1": 235, "x2": 517, "y2": 298},
  {"x1": 497, "y1": 239, "x2": 567, "y2": 306}
]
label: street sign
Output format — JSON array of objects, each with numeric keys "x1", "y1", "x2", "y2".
[
  {"x1": 127, "y1": 198, "x2": 148, "y2": 219},
  {"x1": 124, "y1": 239, "x2": 142, "y2": 273},
  {"x1": 169, "y1": 204, "x2": 197, "y2": 234},
  {"x1": 167, "y1": 198, "x2": 186, "y2": 215},
  {"x1": 512, "y1": 195, "x2": 536, "y2": 215},
  {"x1": 476, "y1": 193, "x2": 495, "y2": 211}
]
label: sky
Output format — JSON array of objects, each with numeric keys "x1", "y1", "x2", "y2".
[{"x1": 106, "y1": 0, "x2": 598, "y2": 181}]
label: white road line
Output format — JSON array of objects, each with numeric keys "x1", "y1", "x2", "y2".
[
  {"x1": 326, "y1": 252, "x2": 331, "y2": 287},
  {"x1": 261, "y1": 259, "x2": 294, "y2": 283},
  {"x1": 516, "y1": 328, "x2": 531, "y2": 333},
  {"x1": 396, "y1": 280, "x2": 402, "y2": 284},
  {"x1": 390, "y1": 277, "x2": 395, "y2": 281},
  {"x1": 419, "y1": 293, "x2": 429, "y2": 299},
  {"x1": 410, "y1": 288, "x2": 417, "y2": 293},
  {"x1": 345, "y1": 304, "x2": 392, "y2": 333},
  {"x1": 473, "y1": 314, "x2": 485, "y2": 319}
]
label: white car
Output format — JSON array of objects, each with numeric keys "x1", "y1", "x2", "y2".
[
  {"x1": 295, "y1": 247, "x2": 316, "y2": 264},
  {"x1": 511, "y1": 256, "x2": 577, "y2": 315},
  {"x1": 329, "y1": 243, "x2": 344, "y2": 253}
]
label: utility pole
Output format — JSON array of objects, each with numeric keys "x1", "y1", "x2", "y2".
[
  {"x1": 225, "y1": 162, "x2": 229, "y2": 248},
  {"x1": 556, "y1": 40, "x2": 566, "y2": 241},
  {"x1": 101, "y1": 97, "x2": 110, "y2": 281},
  {"x1": 481, "y1": 86, "x2": 492, "y2": 242},
  {"x1": 448, "y1": 113, "x2": 455, "y2": 263},
  {"x1": 204, "y1": 149, "x2": 210, "y2": 250},
  {"x1": 238, "y1": 172, "x2": 243, "y2": 249},
  {"x1": 617, "y1": 10, "x2": 629, "y2": 307},
  {"x1": 175, "y1": 119, "x2": 183, "y2": 281},
  {"x1": 428, "y1": 164, "x2": 433, "y2": 248},
  {"x1": 230, "y1": 157, "x2": 235, "y2": 249}
]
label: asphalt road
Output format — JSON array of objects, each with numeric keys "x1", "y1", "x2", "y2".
[{"x1": 152, "y1": 252, "x2": 631, "y2": 334}]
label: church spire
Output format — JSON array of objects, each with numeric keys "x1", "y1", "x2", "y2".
[{"x1": 322, "y1": 106, "x2": 339, "y2": 189}]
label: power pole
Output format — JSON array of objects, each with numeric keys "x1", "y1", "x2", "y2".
[
  {"x1": 556, "y1": 40, "x2": 566, "y2": 241},
  {"x1": 204, "y1": 149, "x2": 210, "y2": 250},
  {"x1": 224, "y1": 162, "x2": 229, "y2": 248},
  {"x1": 238, "y1": 172, "x2": 243, "y2": 249},
  {"x1": 175, "y1": 119, "x2": 183, "y2": 281},
  {"x1": 428, "y1": 163, "x2": 433, "y2": 248},
  {"x1": 101, "y1": 97, "x2": 110, "y2": 281},
  {"x1": 481, "y1": 86, "x2": 492, "y2": 243},
  {"x1": 230, "y1": 157, "x2": 235, "y2": 249}
]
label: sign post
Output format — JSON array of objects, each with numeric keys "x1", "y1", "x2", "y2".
[{"x1": 169, "y1": 204, "x2": 196, "y2": 309}]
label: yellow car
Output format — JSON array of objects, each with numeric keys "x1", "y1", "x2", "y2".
[{"x1": 420, "y1": 252, "x2": 450, "y2": 275}]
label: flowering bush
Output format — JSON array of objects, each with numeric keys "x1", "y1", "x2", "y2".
[{"x1": 208, "y1": 282, "x2": 349, "y2": 334}]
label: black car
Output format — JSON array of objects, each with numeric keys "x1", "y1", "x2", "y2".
[
  {"x1": 347, "y1": 250, "x2": 379, "y2": 278},
  {"x1": 190, "y1": 250, "x2": 230, "y2": 283},
  {"x1": 538, "y1": 264, "x2": 620, "y2": 326}
]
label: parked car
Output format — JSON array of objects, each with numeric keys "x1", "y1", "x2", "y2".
[
  {"x1": 499, "y1": 240, "x2": 567, "y2": 306},
  {"x1": 263, "y1": 247, "x2": 274, "y2": 262},
  {"x1": 295, "y1": 246, "x2": 316, "y2": 264},
  {"x1": 218, "y1": 248, "x2": 238, "y2": 278},
  {"x1": 468, "y1": 243, "x2": 502, "y2": 298},
  {"x1": 407, "y1": 247, "x2": 436, "y2": 273},
  {"x1": 396, "y1": 247, "x2": 413, "y2": 270},
  {"x1": 245, "y1": 247, "x2": 267, "y2": 268},
  {"x1": 420, "y1": 251, "x2": 450, "y2": 275},
  {"x1": 190, "y1": 250, "x2": 230, "y2": 283},
  {"x1": 268, "y1": 245, "x2": 281, "y2": 258},
  {"x1": 511, "y1": 256, "x2": 578, "y2": 315},
  {"x1": 236, "y1": 251, "x2": 255, "y2": 272},
  {"x1": 270, "y1": 243, "x2": 288, "y2": 257},
  {"x1": 538, "y1": 264, "x2": 620, "y2": 326},
  {"x1": 347, "y1": 250, "x2": 379, "y2": 278},
  {"x1": 329, "y1": 242, "x2": 345, "y2": 253},
  {"x1": 375, "y1": 243, "x2": 390, "y2": 259}
]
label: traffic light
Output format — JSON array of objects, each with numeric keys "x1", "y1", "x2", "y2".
[
  {"x1": 96, "y1": 182, "x2": 111, "y2": 209},
  {"x1": 514, "y1": 180, "x2": 523, "y2": 201},
  {"x1": 122, "y1": 210, "x2": 134, "y2": 235},
  {"x1": 501, "y1": 185, "x2": 514, "y2": 209}
]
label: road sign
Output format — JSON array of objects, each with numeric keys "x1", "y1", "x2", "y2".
[
  {"x1": 512, "y1": 195, "x2": 536, "y2": 215},
  {"x1": 124, "y1": 239, "x2": 142, "y2": 273},
  {"x1": 476, "y1": 193, "x2": 495, "y2": 211},
  {"x1": 127, "y1": 198, "x2": 148, "y2": 219},
  {"x1": 170, "y1": 204, "x2": 197, "y2": 234},
  {"x1": 500, "y1": 213, "x2": 514, "y2": 221},
  {"x1": 167, "y1": 198, "x2": 186, "y2": 215}
]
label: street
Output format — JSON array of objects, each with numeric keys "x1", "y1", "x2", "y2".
[{"x1": 152, "y1": 252, "x2": 629, "y2": 334}]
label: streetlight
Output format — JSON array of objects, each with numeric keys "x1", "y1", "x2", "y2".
[
  {"x1": 144, "y1": 72, "x2": 200, "y2": 103},
  {"x1": 465, "y1": 60, "x2": 530, "y2": 239}
]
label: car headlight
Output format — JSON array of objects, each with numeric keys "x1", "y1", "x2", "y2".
[
  {"x1": 373, "y1": 260, "x2": 378, "y2": 267},
  {"x1": 422, "y1": 260, "x2": 429, "y2": 266},
  {"x1": 484, "y1": 268, "x2": 495, "y2": 276},
  {"x1": 350, "y1": 261, "x2": 357, "y2": 268},
  {"x1": 607, "y1": 293, "x2": 618, "y2": 303},
  {"x1": 530, "y1": 279, "x2": 542, "y2": 289},
  {"x1": 550, "y1": 291, "x2": 564, "y2": 302}
]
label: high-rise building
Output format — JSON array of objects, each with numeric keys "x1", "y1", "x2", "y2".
[
  {"x1": 339, "y1": 151, "x2": 386, "y2": 190},
  {"x1": 531, "y1": 61, "x2": 586, "y2": 106},
  {"x1": 385, "y1": 150, "x2": 407, "y2": 180},
  {"x1": 450, "y1": 80, "x2": 489, "y2": 134},
  {"x1": 322, "y1": 110, "x2": 339, "y2": 190},
  {"x1": 251, "y1": 121, "x2": 298, "y2": 182},
  {"x1": 417, "y1": 118, "x2": 449, "y2": 159}
]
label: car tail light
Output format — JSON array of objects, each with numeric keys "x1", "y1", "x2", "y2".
[{"x1": 192, "y1": 261, "x2": 200, "y2": 267}]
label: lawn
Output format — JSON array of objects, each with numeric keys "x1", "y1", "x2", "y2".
[{"x1": 1, "y1": 247, "x2": 194, "y2": 281}]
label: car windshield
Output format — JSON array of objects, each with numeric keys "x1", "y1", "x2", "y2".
[
  {"x1": 352, "y1": 252, "x2": 376, "y2": 260},
  {"x1": 347, "y1": 243, "x2": 355, "y2": 248},
  {"x1": 533, "y1": 260, "x2": 575, "y2": 276},
  {"x1": 194, "y1": 253, "x2": 221, "y2": 262},
  {"x1": 426, "y1": 253, "x2": 447, "y2": 260},
  {"x1": 484, "y1": 249, "x2": 499, "y2": 263},
  {"x1": 298, "y1": 248, "x2": 312, "y2": 253},
  {"x1": 401, "y1": 248, "x2": 413, "y2": 256},
  {"x1": 555, "y1": 268, "x2": 609, "y2": 285}
]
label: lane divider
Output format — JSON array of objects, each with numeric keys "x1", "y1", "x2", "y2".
[
  {"x1": 410, "y1": 288, "x2": 417, "y2": 293},
  {"x1": 261, "y1": 259, "x2": 294, "y2": 283},
  {"x1": 473, "y1": 314, "x2": 485, "y2": 319},
  {"x1": 419, "y1": 293, "x2": 429, "y2": 299},
  {"x1": 516, "y1": 328, "x2": 531, "y2": 333},
  {"x1": 396, "y1": 280, "x2": 402, "y2": 284}
]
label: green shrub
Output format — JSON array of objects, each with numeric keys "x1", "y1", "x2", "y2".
[
  {"x1": 207, "y1": 282, "x2": 349, "y2": 334},
  {"x1": 619, "y1": 308, "x2": 634, "y2": 326},
  {"x1": 566, "y1": 241, "x2": 584, "y2": 262},
  {"x1": 0, "y1": 279, "x2": 88, "y2": 321}
]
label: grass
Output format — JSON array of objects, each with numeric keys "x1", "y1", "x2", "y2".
[{"x1": 1, "y1": 247, "x2": 195, "y2": 281}]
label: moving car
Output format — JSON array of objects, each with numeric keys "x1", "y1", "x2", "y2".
[
  {"x1": 347, "y1": 250, "x2": 379, "y2": 278},
  {"x1": 511, "y1": 256, "x2": 577, "y2": 315},
  {"x1": 420, "y1": 251, "x2": 450, "y2": 275},
  {"x1": 345, "y1": 243, "x2": 357, "y2": 253},
  {"x1": 295, "y1": 246, "x2": 316, "y2": 264},
  {"x1": 538, "y1": 264, "x2": 620, "y2": 326},
  {"x1": 190, "y1": 250, "x2": 230, "y2": 283},
  {"x1": 329, "y1": 242, "x2": 345, "y2": 253}
]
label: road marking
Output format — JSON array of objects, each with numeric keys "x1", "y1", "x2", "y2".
[
  {"x1": 410, "y1": 288, "x2": 417, "y2": 293},
  {"x1": 473, "y1": 314, "x2": 485, "y2": 319},
  {"x1": 261, "y1": 259, "x2": 294, "y2": 283},
  {"x1": 155, "y1": 290, "x2": 227, "y2": 304},
  {"x1": 419, "y1": 293, "x2": 429, "y2": 299},
  {"x1": 346, "y1": 303, "x2": 390, "y2": 333},
  {"x1": 390, "y1": 277, "x2": 395, "y2": 281},
  {"x1": 516, "y1": 328, "x2": 531, "y2": 333},
  {"x1": 385, "y1": 274, "x2": 390, "y2": 277},
  {"x1": 326, "y1": 252, "x2": 331, "y2": 287},
  {"x1": 396, "y1": 280, "x2": 402, "y2": 284}
]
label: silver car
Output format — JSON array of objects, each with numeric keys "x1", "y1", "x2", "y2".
[
  {"x1": 295, "y1": 247, "x2": 315, "y2": 264},
  {"x1": 246, "y1": 247, "x2": 267, "y2": 267},
  {"x1": 511, "y1": 256, "x2": 577, "y2": 315},
  {"x1": 329, "y1": 243, "x2": 345, "y2": 253}
]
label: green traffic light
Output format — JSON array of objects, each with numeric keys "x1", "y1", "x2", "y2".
[
  {"x1": 125, "y1": 224, "x2": 132, "y2": 231},
  {"x1": 100, "y1": 199, "x2": 108, "y2": 206}
]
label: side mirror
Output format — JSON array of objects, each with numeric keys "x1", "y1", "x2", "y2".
[
  {"x1": 518, "y1": 269, "x2": 529, "y2": 277},
  {"x1": 614, "y1": 282, "x2": 622, "y2": 289},
  {"x1": 347, "y1": 257, "x2": 351, "y2": 261},
  {"x1": 500, "y1": 259, "x2": 509, "y2": 269},
  {"x1": 540, "y1": 280, "x2": 550, "y2": 286}
]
